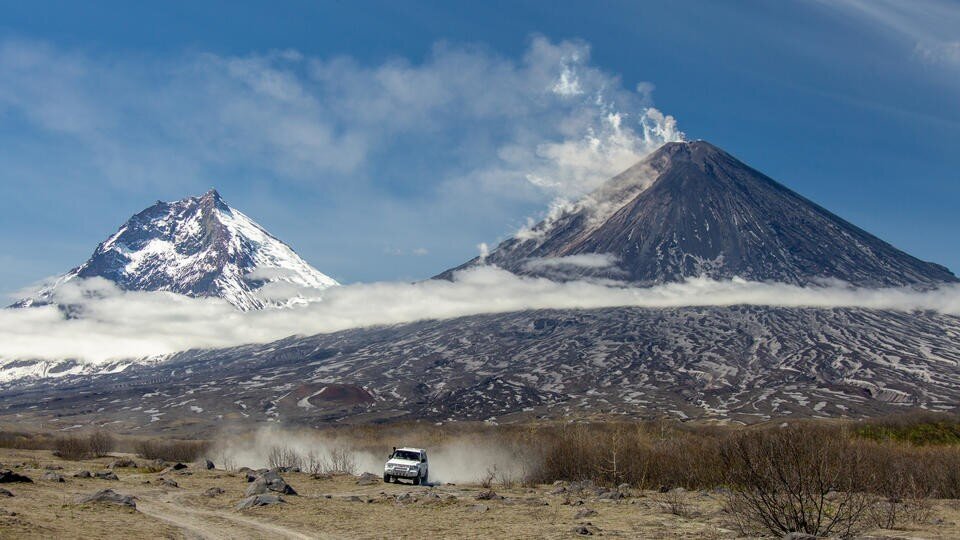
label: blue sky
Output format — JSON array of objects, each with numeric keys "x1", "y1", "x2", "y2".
[{"x1": 1, "y1": 0, "x2": 958, "y2": 295}]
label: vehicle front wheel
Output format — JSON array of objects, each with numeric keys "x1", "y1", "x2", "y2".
[
  {"x1": 422, "y1": 472, "x2": 428, "y2": 485},
  {"x1": 412, "y1": 476, "x2": 420, "y2": 486},
  {"x1": 383, "y1": 474, "x2": 390, "y2": 483}
]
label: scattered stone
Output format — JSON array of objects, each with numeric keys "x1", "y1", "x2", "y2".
[
  {"x1": 159, "y1": 463, "x2": 189, "y2": 475},
  {"x1": 345, "y1": 495, "x2": 363, "y2": 502},
  {"x1": 469, "y1": 504, "x2": 489, "y2": 513},
  {"x1": 658, "y1": 485, "x2": 671, "y2": 493},
  {"x1": 0, "y1": 488, "x2": 13, "y2": 497},
  {"x1": 75, "y1": 489, "x2": 136, "y2": 508},
  {"x1": 311, "y1": 472, "x2": 333, "y2": 481},
  {"x1": 575, "y1": 508, "x2": 598, "y2": 519},
  {"x1": 44, "y1": 464, "x2": 63, "y2": 470},
  {"x1": 235, "y1": 494, "x2": 284, "y2": 510},
  {"x1": 356, "y1": 472, "x2": 380, "y2": 486},
  {"x1": 598, "y1": 490, "x2": 624, "y2": 500},
  {"x1": 0, "y1": 469, "x2": 32, "y2": 483},
  {"x1": 95, "y1": 471, "x2": 119, "y2": 481},
  {"x1": 396, "y1": 493, "x2": 413, "y2": 503},
  {"x1": 551, "y1": 485, "x2": 568, "y2": 495},
  {"x1": 0, "y1": 509, "x2": 16, "y2": 517},
  {"x1": 573, "y1": 525, "x2": 593, "y2": 535},
  {"x1": 73, "y1": 470, "x2": 92, "y2": 478},
  {"x1": 617, "y1": 483, "x2": 631, "y2": 493},
  {"x1": 476, "y1": 490, "x2": 502, "y2": 501},
  {"x1": 204, "y1": 487, "x2": 225, "y2": 497},
  {"x1": 42, "y1": 471, "x2": 65, "y2": 483},
  {"x1": 158, "y1": 477, "x2": 179, "y2": 488},
  {"x1": 109, "y1": 459, "x2": 137, "y2": 469},
  {"x1": 197, "y1": 459, "x2": 215, "y2": 470},
  {"x1": 245, "y1": 470, "x2": 297, "y2": 497}
]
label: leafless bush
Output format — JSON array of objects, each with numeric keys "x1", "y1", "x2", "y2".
[
  {"x1": 216, "y1": 449, "x2": 237, "y2": 472},
  {"x1": 655, "y1": 489, "x2": 693, "y2": 517},
  {"x1": 327, "y1": 446, "x2": 357, "y2": 474},
  {"x1": 479, "y1": 466, "x2": 497, "y2": 489},
  {"x1": 53, "y1": 435, "x2": 90, "y2": 460},
  {"x1": 266, "y1": 445, "x2": 303, "y2": 470},
  {"x1": 863, "y1": 445, "x2": 934, "y2": 529},
  {"x1": 86, "y1": 431, "x2": 115, "y2": 457},
  {"x1": 135, "y1": 439, "x2": 210, "y2": 462},
  {"x1": 720, "y1": 425, "x2": 872, "y2": 538}
]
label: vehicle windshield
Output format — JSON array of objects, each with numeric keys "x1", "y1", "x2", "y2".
[{"x1": 392, "y1": 450, "x2": 421, "y2": 461}]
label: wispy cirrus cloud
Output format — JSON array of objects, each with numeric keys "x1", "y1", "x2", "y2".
[{"x1": 826, "y1": 0, "x2": 960, "y2": 70}]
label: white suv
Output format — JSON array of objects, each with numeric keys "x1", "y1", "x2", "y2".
[{"x1": 383, "y1": 447, "x2": 429, "y2": 485}]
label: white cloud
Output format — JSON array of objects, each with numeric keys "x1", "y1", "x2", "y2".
[
  {"x1": 0, "y1": 36, "x2": 680, "y2": 199},
  {"x1": 2, "y1": 269, "x2": 960, "y2": 366},
  {"x1": 522, "y1": 254, "x2": 619, "y2": 270}
]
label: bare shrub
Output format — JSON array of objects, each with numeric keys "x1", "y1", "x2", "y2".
[
  {"x1": 53, "y1": 436, "x2": 90, "y2": 460},
  {"x1": 135, "y1": 439, "x2": 210, "y2": 462},
  {"x1": 86, "y1": 431, "x2": 115, "y2": 457},
  {"x1": 479, "y1": 466, "x2": 497, "y2": 489},
  {"x1": 655, "y1": 489, "x2": 693, "y2": 517},
  {"x1": 266, "y1": 445, "x2": 303, "y2": 470},
  {"x1": 720, "y1": 425, "x2": 871, "y2": 538},
  {"x1": 216, "y1": 448, "x2": 237, "y2": 472},
  {"x1": 327, "y1": 446, "x2": 357, "y2": 475},
  {"x1": 863, "y1": 443, "x2": 934, "y2": 529}
]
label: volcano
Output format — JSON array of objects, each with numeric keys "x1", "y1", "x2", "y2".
[
  {"x1": 13, "y1": 189, "x2": 337, "y2": 310},
  {"x1": 441, "y1": 140, "x2": 956, "y2": 287}
]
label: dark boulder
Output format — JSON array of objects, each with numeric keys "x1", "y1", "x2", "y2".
[
  {"x1": 0, "y1": 469, "x2": 32, "y2": 483},
  {"x1": 245, "y1": 470, "x2": 297, "y2": 497}
]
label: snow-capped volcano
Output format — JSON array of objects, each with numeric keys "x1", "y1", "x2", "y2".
[
  {"x1": 15, "y1": 189, "x2": 337, "y2": 310},
  {"x1": 441, "y1": 140, "x2": 957, "y2": 288}
]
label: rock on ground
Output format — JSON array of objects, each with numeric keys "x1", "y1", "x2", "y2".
[
  {"x1": 203, "y1": 487, "x2": 225, "y2": 497},
  {"x1": 0, "y1": 487, "x2": 13, "y2": 497},
  {"x1": 476, "y1": 490, "x2": 503, "y2": 500},
  {"x1": 75, "y1": 489, "x2": 136, "y2": 508},
  {"x1": 109, "y1": 459, "x2": 137, "y2": 469},
  {"x1": 574, "y1": 508, "x2": 598, "y2": 519},
  {"x1": 197, "y1": 459, "x2": 215, "y2": 470},
  {"x1": 0, "y1": 469, "x2": 32, "y2": 483},
  {"x1": 159, "y1": 477, "x2": 179, "y2": 488},
  {"x1": 236, "y1": 494, "x2": 284, "y2": 510},
  {"x1": 42, "y1": 471, "x2": 65, "y2": 482},
  {"x1": 73, "y1": 470, "x2": 92, "y2": 478},
  {"x1": 356, "y1": 472, "x2": 379, "y2": 486},
  {"x1": 245, "y1": 470, "x2": 297, "y2": 496},
  {"x1": 95, "y1": 471, "x2": 119, "y2": 480}
]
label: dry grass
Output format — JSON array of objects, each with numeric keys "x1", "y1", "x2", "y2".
[{"x1": 2, "y1": 445, "x2": 959, "y2": 540}]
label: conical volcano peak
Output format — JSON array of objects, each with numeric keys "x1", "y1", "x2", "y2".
[
  {"x1": 14, "y1": 190, "x2": 338, "y2": 310},
  {"x1": 440, "y1": 141, "x2": 957, "y2": 288}
]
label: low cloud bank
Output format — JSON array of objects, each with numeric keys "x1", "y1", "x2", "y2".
[{"x1": 2, "y1": 266, "x2": 960, "y2": 363}]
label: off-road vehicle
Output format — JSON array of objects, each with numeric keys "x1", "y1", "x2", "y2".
[{"x1": 383, "y1": 447, "x2": 428, "y2": 485}]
